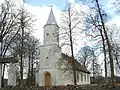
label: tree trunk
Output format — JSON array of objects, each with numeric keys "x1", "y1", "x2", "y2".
[
  {"x1": 68, "y1": 6, "x2": 77, "y2": 85},
  {"x1": 0, "y1": 64, "x2": 2, "y2": 88},
  {"x1": 95, "y1": 0, "x2": 114, "y2": 79},
  {"x1": 83, "y1": 57, "x2": 87, "y2": 68},
  {"x1": 1, "y1": 64, "x2": 5, "y2": 87},
  {"x1": 98, "y1": 25, "x2": 107, "y2": 77},
  {"x1": 115, "y1": 52, "x2": 120, "y2": 72},
  {"x1": 0, "y1": 40, "x2": 3, "y2": 87},
  {"x1": 26, "y1": 53, "x2": 31, "y2": 86},
  {"x1": 31, "y1": 53, "x2": 34, "y2": 85},
  {"x1": 20, "y1": 13, "x2": 25, "y2": 89},
  {"x1": 92, "y1": 58, "x2": 95, "y2": 83},
  {"x1": 20, "y1": 54, "x2": 24, "y2": 89}
]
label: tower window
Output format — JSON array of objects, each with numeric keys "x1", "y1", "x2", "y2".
[
  {"x1": 46, "y1": 57, "x2": 48, "y2": 59},
  {"x1": 46, "y1": 57, "x2": 49, "y2": 66},
  {"x1": 47, "y1": 33, "x2": 49, "y2": 35}
]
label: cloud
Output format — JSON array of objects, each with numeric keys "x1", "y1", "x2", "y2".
[
  {"x1": 68, "y1": 0, "x2": 75, "y2": 3},
  {"x1": 109, "y1": 16, "x2": 120, "y2": 26}
]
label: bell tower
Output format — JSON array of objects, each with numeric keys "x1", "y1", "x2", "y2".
[
  {"x1": 37, "y1": 8, "x2": 61, "y2": 86},
  {"x1": 43, "y1": 8, "x2": 59, "y2": 46}
]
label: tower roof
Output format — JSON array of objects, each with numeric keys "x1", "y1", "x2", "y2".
[{"x1": 45, "y1": 8, "x2": 57, "y2": 26}]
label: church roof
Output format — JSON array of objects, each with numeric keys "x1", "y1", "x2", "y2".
[
  {"x1": 45, "y1": 8, "x2": 57, "y2": 26},
  {"x1": 61, "y1": 53, "x2": 90, "y2": 74}
]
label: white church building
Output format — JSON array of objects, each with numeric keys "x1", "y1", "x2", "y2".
[{"x1": 35, "y1": 8, "x2": 90, "y2": 86}]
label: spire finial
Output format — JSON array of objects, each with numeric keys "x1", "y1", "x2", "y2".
[
  {"x1": 50, "y1": 5, "x2": 53, "y2": 8},
  {"x1": 44, "y1": 5, "x2": 57, "y2": 26}
]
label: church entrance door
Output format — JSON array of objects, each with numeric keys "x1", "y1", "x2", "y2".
[{"x1": 44, "y1": 72, "x2": 51, "y2": 87}]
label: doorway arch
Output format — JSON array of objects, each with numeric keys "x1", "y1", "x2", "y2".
[{"x1": 44, "y1": 71, "x2": 51, "y2": 86}]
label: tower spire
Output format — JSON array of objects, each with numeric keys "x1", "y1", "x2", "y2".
[{"x1": 45, "y1": 7, "x2": 57, "y2": 26}]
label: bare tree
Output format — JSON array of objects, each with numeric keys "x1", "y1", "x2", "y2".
[
  {"x1": 0, "y1": 0, "x2": 22, "y2": 87},
  {"x1": 112, "y1": 43, "x2": 120, "y2": 73},
  {"x1": 18, "y1": 6, "x2": 36, "y2": 88},
  {"x1": 78, "y1": 0, "x2": 114, "y2": 79},
  {"x1": 95, "y1": 0, "x2": 114, "y2": 79},
  {"x1": 113, "y1": 0, "x2": 120, "y2": 12},
  {"x1": 82, "y1": 6, "x2": 108, "y2": 77},
  {"x1": 76, "y1": 45, "x2": 102, "y2": 83},
  {"x1": 90, "y1": 49, "x2": 102, "y2": 81},
  {"x1": 107, "y1": 24, "x2": 120, "y2": 75},
  {"x1": 10, "y1": 31, "x2": 30, "y2": 82},
  {"x1": 76, "y1": 45, "x2": 93, "y2": 68},
  {"x1": 26, "y1": 35, "x2": 40, "y2": 86},
  {"x1": 60, "y1": 3, "x2": 85, "y2": 85},
  {"x1": 8, "y1": 6, "x2": 35, "y2": 88}
]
